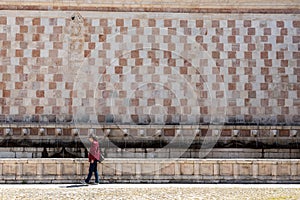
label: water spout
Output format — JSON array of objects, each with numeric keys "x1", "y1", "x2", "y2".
[
  {"x1": 290, "y1": 130, "x2": 298, "y2": 137},
  {"x1": 232, "y1": 130, "x2": 239, "y2": 137}
]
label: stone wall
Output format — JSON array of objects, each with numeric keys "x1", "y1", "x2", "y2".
[
  {"x1": 1, "y1": 158, "x2": 300, "y2": 183},
  {"x1": 0, "y1": 1, "x2": 300, "y2": 161},
  {"x1": 0, "y1": 2, "x2": 299, "y2": 125}
]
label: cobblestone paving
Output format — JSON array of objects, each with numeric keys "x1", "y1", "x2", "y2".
[{"x1": 1, "y1": 184, "x2": 300, "y2": 200}]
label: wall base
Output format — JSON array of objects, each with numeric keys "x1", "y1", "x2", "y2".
[{"x1": 1, "y1": 158, "x2": 299, "y2": 184}]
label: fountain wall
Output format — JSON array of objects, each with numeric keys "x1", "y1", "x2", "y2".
[{"x1": 0, "y1": 0, "x2": 299, "y2": 159}]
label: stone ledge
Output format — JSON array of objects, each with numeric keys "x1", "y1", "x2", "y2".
[
  {"x1": 0, "y1": 158, "x2": 299, "y2": 183},
  {"x1": 0, "y1": 0, "x2": 299, "y2": 13}
]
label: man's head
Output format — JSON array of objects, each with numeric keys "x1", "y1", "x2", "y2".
[{"x1": 88, "y1": 133, "x2": 98, "y2": 142}]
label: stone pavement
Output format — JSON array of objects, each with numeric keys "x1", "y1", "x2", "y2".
[{"x1": 1, "y1": 184, "x2": 300, "y2": 200}]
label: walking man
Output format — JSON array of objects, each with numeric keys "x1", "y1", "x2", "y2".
[{"x1": 83, "y1": 133, "x2": 100, "y2": 184}]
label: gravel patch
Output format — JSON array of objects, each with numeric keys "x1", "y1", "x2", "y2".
[{"x1": 1, "y1": 184, "x2": 300, "y2": 200}]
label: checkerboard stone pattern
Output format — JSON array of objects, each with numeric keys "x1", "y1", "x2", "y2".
[{"x1": 0, "y1": 11, "x2": 299, "y2": 125}]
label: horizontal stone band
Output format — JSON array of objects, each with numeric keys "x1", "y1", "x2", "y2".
[
  {"x1": 1, "y1": 158, "x2": 300, "y2": 183},
  {"x1": 0, "y1": 0, "x2": 299, "y2": 13}
]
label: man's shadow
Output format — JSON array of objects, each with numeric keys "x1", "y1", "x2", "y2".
[{"x1": 59, "y1": 184, "x2": 89, "y2": 188}]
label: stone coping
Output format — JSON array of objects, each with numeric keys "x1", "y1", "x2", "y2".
[
  {"x1": 0, "y1": 123, "x2": 299, "y2": 129},
  {"x1": 1, "y1": 158, "x2": 299, "y2": 161},
  {"x1": 0, "y1": 0, "x2": 299, "y2": 13}
]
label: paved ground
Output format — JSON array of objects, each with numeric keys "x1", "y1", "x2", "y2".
[{"x1": 1, "y1": 184, "x2": 300, "y2": 200}]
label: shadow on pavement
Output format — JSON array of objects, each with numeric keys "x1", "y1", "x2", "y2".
[{"x1": 59, "y1": 184, "x2": 89, "y2": 188}]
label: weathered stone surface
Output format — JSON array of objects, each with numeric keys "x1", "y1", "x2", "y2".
[
  {"x1": 0, "y1": 0, "x2": 299, "y2": 11},
  {"x1": 43, "y1": 164, "x2": 57, "y2": 175},
  {"x1": 141, "y1": 163, "x2": 155, "y2": 175},
  {"x1": 277, "y1": 164, "x2": 291, "y2": 176},
  {"x1": 0, "y1": 159, "x2": 300, "y2": 183},
  {"x1": 23, "y1": 164, "x2": 37, "y2": 176},
  {"x1": 219, "y1": 163, "x2": 233, "y2": 176},
  {"x1": 102, "y1": 164, "x2": 116, "y2": 176},
  {"x1": 122, "y1": 164, "x2": 135, "y2": 176},
  {"x1": 62, "y1": 164, "x2": 76, "y2": 175},
  {"x1": 3, "y1": 164, "x2": 16, "y2": 175},
  {"x1": 258, "y1": 163, "x2": 273, "y2": 176},
  {"x1": 180, "y1": 163, "x2": 194, "y2": 175},
  {"x1": 161, "y1": 163, "x2": 175, "y2": 176},
  {"x1": 199, "y1": 163, "x2": 214, "y2": 176},
  {"x1": 238, "y1": 163, "x2": 252, "y2": 176}
]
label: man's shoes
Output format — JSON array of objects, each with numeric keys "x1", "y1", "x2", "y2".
[{"x1": 81, "y1": 180, "x2": 89, "y2": 185}]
